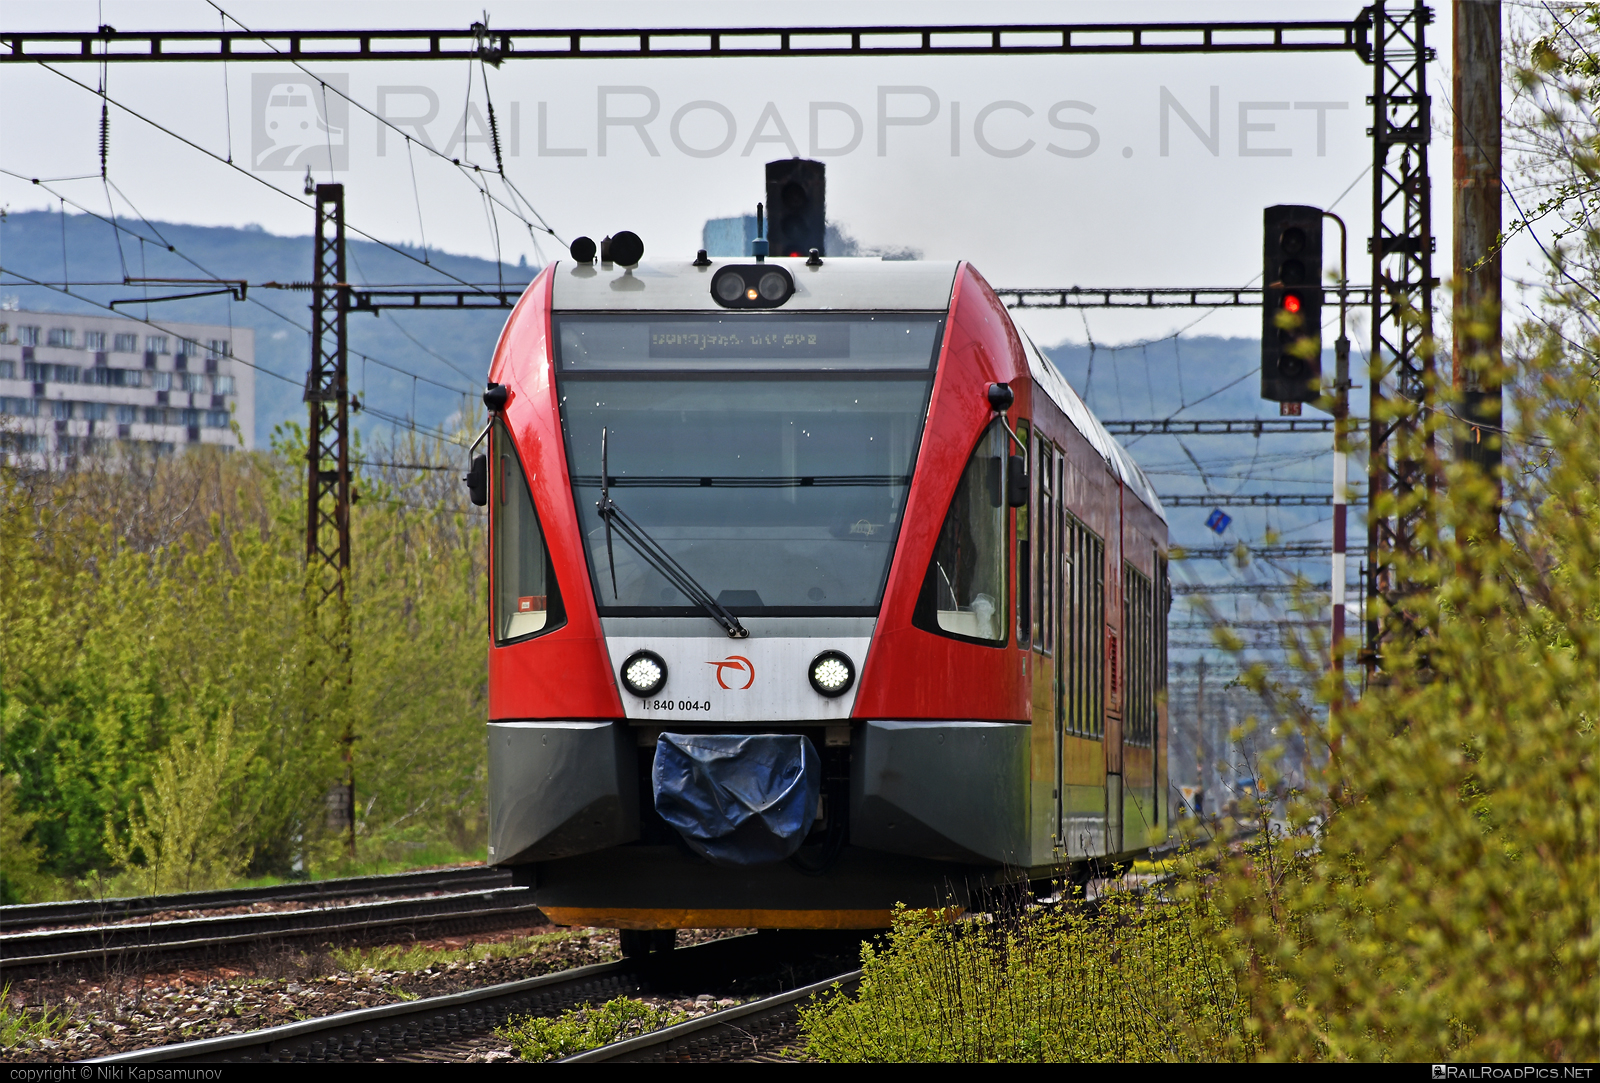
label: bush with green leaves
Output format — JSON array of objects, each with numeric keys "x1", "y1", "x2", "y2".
[
  {"x1": 0, "y1": 424, "x2": 488, "y2": 898},
  {"x1": 1207, "y1": 309, "x2": 1600, "y2": 1061},
  {"x1": 799, "y1": 894, "x2": 1250, "y2": 1063},
  {"x1": 497, "y1": 998, "x2": 687, "y2": 1061}
]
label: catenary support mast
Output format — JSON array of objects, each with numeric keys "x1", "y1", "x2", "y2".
[
  {"x1": 1364, "y1": 1, "x2": 1437, "y2": 673},
  {"x1": 307, "y1": 182, "x2": 355, "y2": 856}
]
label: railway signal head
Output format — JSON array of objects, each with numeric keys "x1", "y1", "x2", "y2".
[
  {"x1": 765, "y1": 159, "x2": 826, "y2": 258},
  {"x1": 1261, "y1": 205, "x2": 1324, "y2": 403}
]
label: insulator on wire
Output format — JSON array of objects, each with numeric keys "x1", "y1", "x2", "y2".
[
  {"x1": 487, "y1": 102, "x2": 505, "y2": 174},
  {"x1": 99, "y1": 103, "x2": 109, "y2": 178}
]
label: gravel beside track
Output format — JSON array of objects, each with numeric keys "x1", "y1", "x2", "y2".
[
  {"x1": 2, "y1": 924, "x2": 619, "y2": 1060},
  {"x1": 84, "y1": 931, "x2": 867, "y2": 1064}
]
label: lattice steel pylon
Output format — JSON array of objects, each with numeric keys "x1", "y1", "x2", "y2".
[
  {"x1": 307, "y1": 183, "x2": 351, "y2": 600},
  {"x1": 1362, "y1": 1, "x2": 1437, "y2": 672},
  {"x1": 306, "y1": 183, "x2": 356, "y2": 856}
]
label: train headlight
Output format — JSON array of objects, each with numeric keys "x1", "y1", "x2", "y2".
[
  {"x1": 709, "y1": 265, "x2": 795, "y2": 309},
  {"x1": 758, "y1": 271, "x2": 789, "y2": 301},
  {"x1": 808, "y1": 650, "x2": 856, "y2": 697},
  {"x1": 621, "y1": 649, "x2": 668, "y2": 697},
  {"x1": 713, "y1": 269, "x2": 746, "y2": 303}
]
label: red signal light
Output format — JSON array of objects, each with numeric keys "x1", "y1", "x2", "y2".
[{"x1": 1281, "y1": 294, "x2": 1302, "y2": 314}]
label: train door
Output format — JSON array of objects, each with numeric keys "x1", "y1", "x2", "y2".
[
  {"x1": 1035, "y1": 440, "x2": 1062, "y2": 851},
  {"x1": 1053, "y1": 452, "x2": 1068, "y2": 848},
  {"x1": 1123, "y1": 559, "x2": 1153, "y2": 850},
  {"x1": 1104, "y1": 483, "x2": 1124, "y2": 856},
  {"x1": 1061, "y1": 508, "x2": 1106, "y2": 857}
]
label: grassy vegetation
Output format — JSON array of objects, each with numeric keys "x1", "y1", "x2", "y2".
[
  {"x1": 331, "y1": 929, "x2": 605, "y2": 974},
  {"x1": 296, "y1": 842, "x2": 488, "y2": 885},
  {"x1": 799, "y1": 890, "x2": 1250, "y2": 1063},
  {"x1": 0, "y1": 985, "x2": 66, "y2": 1051},
  {"x1": 497, "y1": 998, "x2": 687, "y2": 1061},
  {"x1": 0, "y1": 426, "x2": 488, "y2": 903}
]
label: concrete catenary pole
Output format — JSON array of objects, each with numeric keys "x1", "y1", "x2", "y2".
[{"x1": 1453, "y1": 0, "x2": 1503, "y2": 507}]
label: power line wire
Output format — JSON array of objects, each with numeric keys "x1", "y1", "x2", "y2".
[
  {"x1": 4, "y1": 172, "x2": 474, "y2": 397},
  {"x1": 24, "y1": 59, "x2": 507, "y2": 301},
  {"x1": 0, "y1": 264, "x2": 299, "y2": 387},
  {"x1": 202, "y1": 0, "x2": 563, "y2": 249}
]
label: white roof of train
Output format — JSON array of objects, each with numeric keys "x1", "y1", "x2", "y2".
[
  {"x1": 551, "y1": 257, "x2": 959, "y2": 311},
  {"x1": 1019, "y1": 330, "x2": 1166, "y2": 525},
  {"x1": 546, "y1": 256, "x2": 1164, "y2": 523}
]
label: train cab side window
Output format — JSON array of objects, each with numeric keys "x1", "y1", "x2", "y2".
[
  {"x1": 1015, "y1": 420, "x2": 1031, "y2": 648},
  {"x1": 1035, "y1": 443, "x2": 1055, "y2": 653},
  {"x1": 914, "y1": 420, "x2": 1009, "y2": 645},
  {"x1": 491, "y1": 419, "x2": 567, "y2": 643}
]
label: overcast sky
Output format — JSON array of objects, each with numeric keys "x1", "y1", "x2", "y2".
[{"x1": 2, "y1": 1, "x2": 1521, "y2": 349}]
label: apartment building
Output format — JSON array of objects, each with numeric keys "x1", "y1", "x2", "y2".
[{"x1": 0, "y1": 308, "x2": 256, "y2": 462}]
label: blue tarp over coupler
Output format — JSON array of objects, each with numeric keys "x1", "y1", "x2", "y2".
[{"x1": 652, "y1": 733, "x2": 821, "y2": 867}]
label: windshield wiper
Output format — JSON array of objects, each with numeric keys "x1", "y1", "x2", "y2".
[{"x1": 596, "y1": 428, "x2": 748, "y2": 640}]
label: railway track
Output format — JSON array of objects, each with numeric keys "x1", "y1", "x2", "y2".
[
  {"x1": 0, "y1": 867, "x2": 535, "y2": 977},
  {"x1": 562, "y1": 969, "x2": 862, "y2": 1063},
  {"x1": 0, "y1": 865, "x2": 510, "y2": 931},
  {"x1": 86, "y1": 931, "x2": 865, "y2": 1064}
]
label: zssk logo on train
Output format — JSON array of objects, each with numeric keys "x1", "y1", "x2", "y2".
[{"x1": 707, "y1": 656, "x2": 755, "y2": 690}]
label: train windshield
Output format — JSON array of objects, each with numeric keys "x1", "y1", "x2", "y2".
[{"x1": 555, "y1": 313, "x2": 942, "y2": 615}]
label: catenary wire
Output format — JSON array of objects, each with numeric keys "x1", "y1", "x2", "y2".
[
  {"x1": 0, "y1": 264, "x2": 299, "y2": 388},
  {"x1": 202, "y1": 1, "x2": 564, "y2": 247},
  {"x1": 4, "y1": 171, "x2": 475, "y2": 398},
  {"x1": 17, "y1": 59, "x2": 509, "y2": 300}
]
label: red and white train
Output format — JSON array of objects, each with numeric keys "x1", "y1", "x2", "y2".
[{"x1": 474, "y1": 243, "x2": 1168, "y2": 938}]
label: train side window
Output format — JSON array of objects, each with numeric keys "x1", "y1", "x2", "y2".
[
  {"x1": 1035, "y1": 443, "x2": 1054, "y2": 653},
  {"x1": 1124, "y1": 563, "x2": 1155, "y2": 748},
  {"x1": 1015, "y1": 419, "x2": 1031, "y2": 648},
  {"x1": 913, "y1": 420, "x2": 1009, "y2": 645},
  {"x1": 1064, "y1": 511, "x2": 1105, "y2": 739},
  {"x1": 491, "y1": 418, "x2": 567, "y2": 643}
]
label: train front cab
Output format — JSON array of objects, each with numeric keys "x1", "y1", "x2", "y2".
[{"x1": 483, "y1": 256, "x2": 1168, "y2": 931}]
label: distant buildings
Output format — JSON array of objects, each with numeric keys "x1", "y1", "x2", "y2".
[
  {"x1": 0, "y1": 308, "x2": 255, "y2": 464},
  {"x1": 700, "y1": 216, "x2": 917, "y2": 261},
  {"x1": 702, "y1": 215, "x2": 763, "y2": 258}
]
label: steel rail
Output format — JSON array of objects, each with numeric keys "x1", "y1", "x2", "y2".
[
  {"x1": 561, "y1": 968, "x2": 862, "y2": 1063},
  {"x1": 87, "y1": 931, "x2": 851, "y2": 1064},
  {"x1": 88, "y1": 950, "x2": 651, "y2": 1064},
  {"x1": 2, "y1": 19, "x2": 1368, "y2": 64},
  {"x1": 0, "y1": 866, "x2": 510, "y2": 931},
  {"x1": 1, "y1": 889, "x2": 540, "y2": 974}
]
